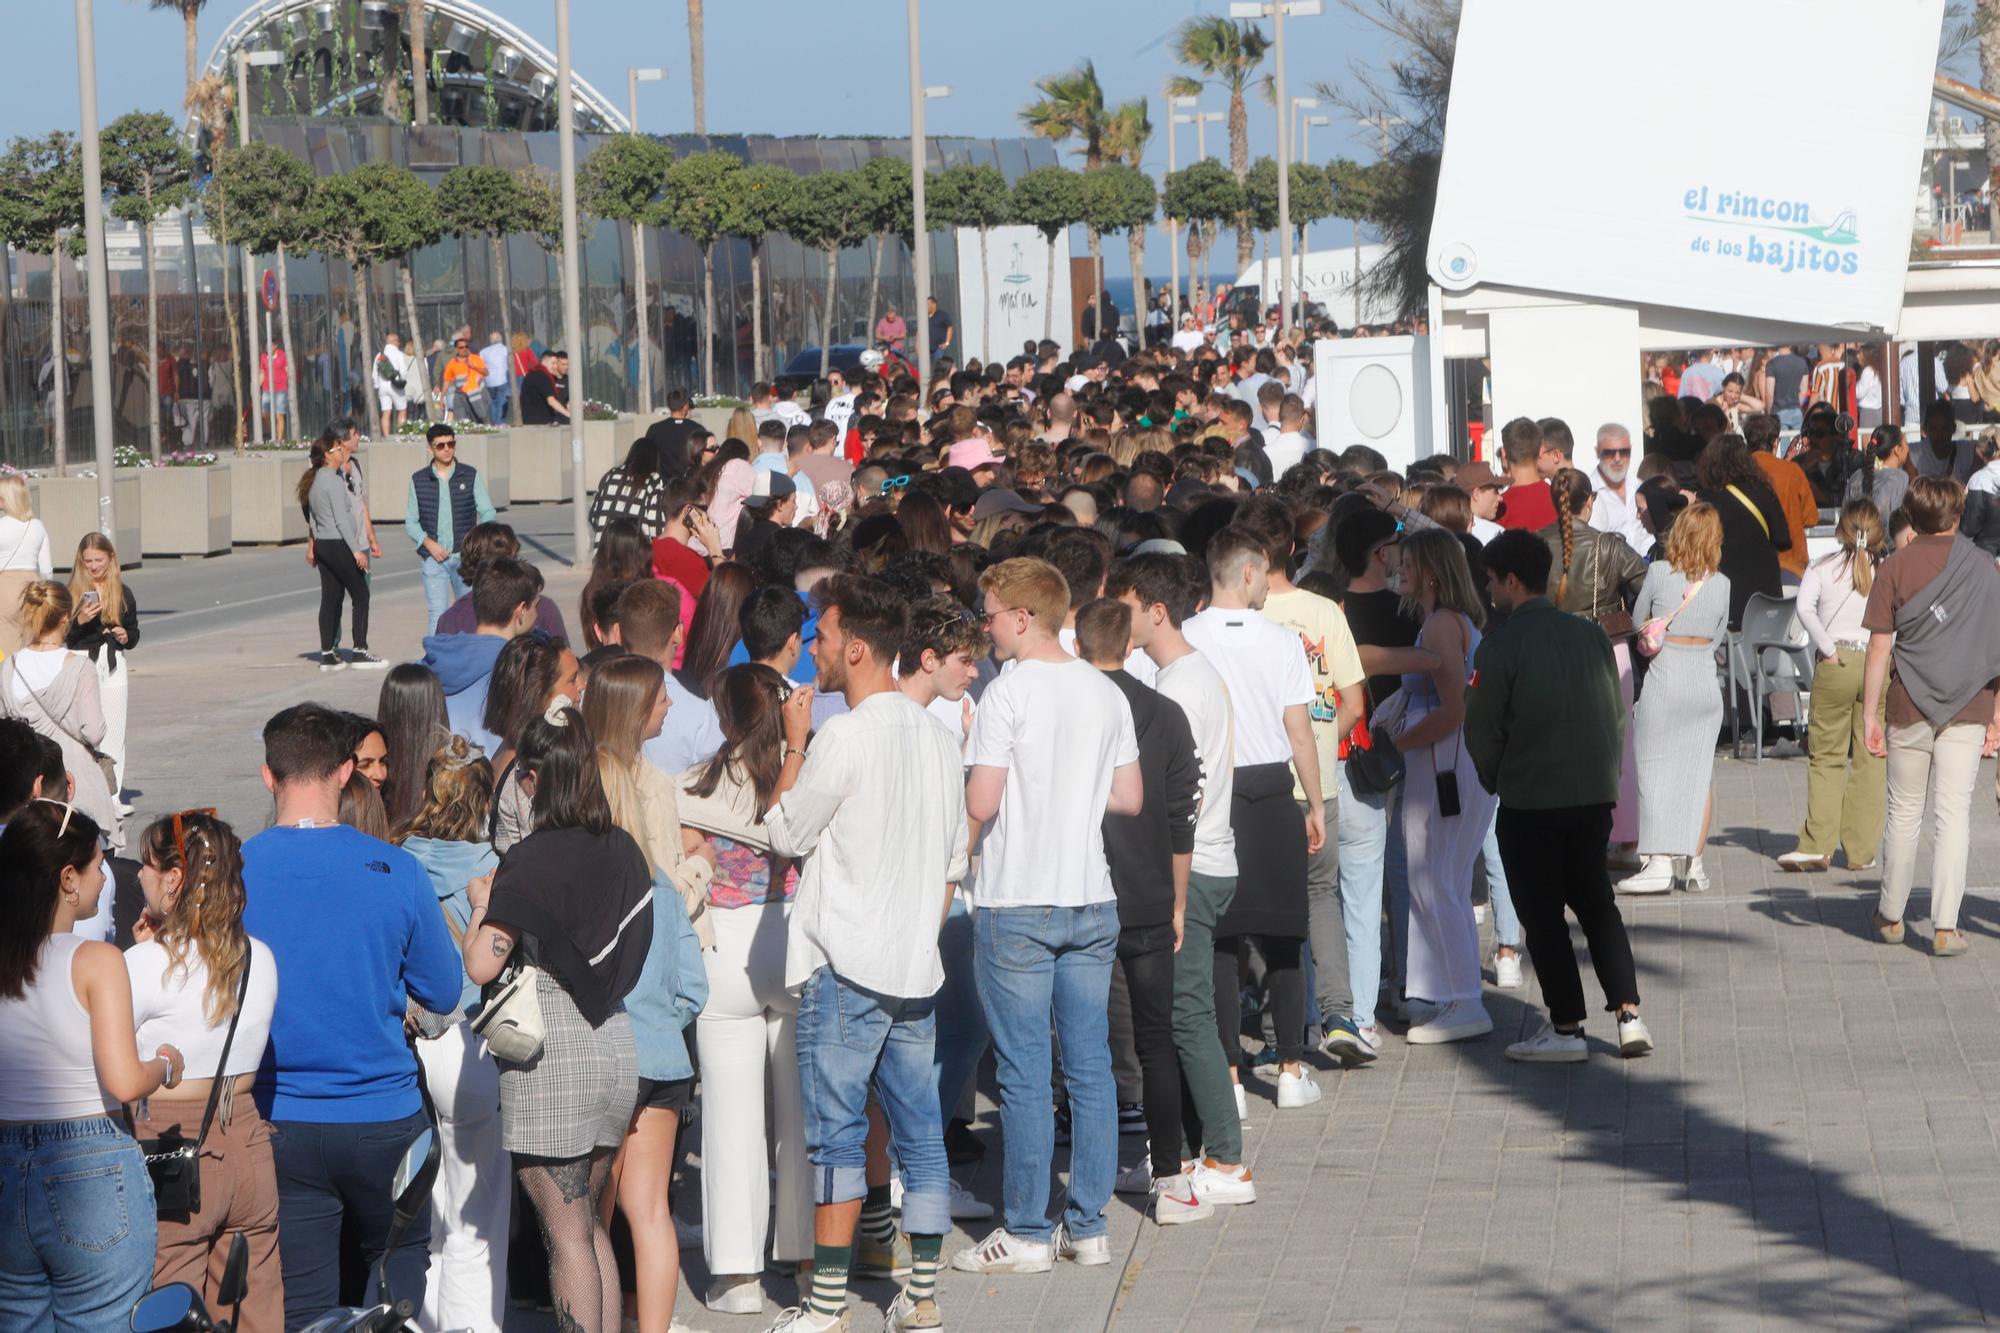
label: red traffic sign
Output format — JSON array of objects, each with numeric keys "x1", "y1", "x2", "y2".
[{"x1": 261, "y1": 269, "x2": 279, "y2": 312}]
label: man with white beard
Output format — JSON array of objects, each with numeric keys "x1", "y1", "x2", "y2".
[{"x1": 1586, "y1": 423, "x2": 1649, "y2": 553}]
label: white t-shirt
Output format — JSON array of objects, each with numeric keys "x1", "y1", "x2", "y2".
[
  {"x1": 968, "y1": 656, "x2": 1137, "y2": 908},
  {"x1": 1182, "y1": 606, "x2": 1314, "y2": 768},
  {"x1": 0, "y1": 516, "x2": 53, "y2": 576},
  {"x1": 1171, "y1": 328, "x2": 1208, "y2": 354},
  {"x1": 1152, "y1": 650, "x2": 1238, "y2": 878},
  {"x1": 8, "y1": 646, "x2": 71, "y2": 702},
  {"x1": 1264, "y1": 429, "x2": 1313, "y2": 476},
  {"x1": 125, "y1": 938, "x2": 279, "y2": 1079},
  {"x1": 1470, "y1": 515, "x2": 1504, "y2": 545}
]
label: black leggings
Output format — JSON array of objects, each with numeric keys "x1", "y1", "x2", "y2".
[
  {"x1": 1118, "y1": 923, "x2": 1186, "y2": 1180},
  {"x1": 1215, "y1": 934, "x2": 1306, "y2": 1066},
  {"x1": 314, "y1": 538, "x2": 370, "y2": 652}
]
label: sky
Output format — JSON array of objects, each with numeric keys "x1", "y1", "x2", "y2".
[{"x1": 16, "y1": 0, "x2": 1403, "y2": 281}]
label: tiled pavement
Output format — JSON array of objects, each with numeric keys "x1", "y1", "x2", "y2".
[{"x1": 129, "y1": 536, "x2": 2000, "y2": 1330}]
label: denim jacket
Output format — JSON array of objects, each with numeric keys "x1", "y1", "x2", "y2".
[
  {"x1": 625, "y1": 871, "x2": 709, "y2": 1081},
  {"x1": 400, "y1": 835, "x2": 500, "y2": 1021}
]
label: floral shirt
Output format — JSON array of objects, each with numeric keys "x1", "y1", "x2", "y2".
[{"x1": 707, "y1": 834, "x2": 797, "y2": 909}]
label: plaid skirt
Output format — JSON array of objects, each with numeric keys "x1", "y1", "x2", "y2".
[{"x1": 497, "y1": 970, "x2": 637, "y2": 1159}]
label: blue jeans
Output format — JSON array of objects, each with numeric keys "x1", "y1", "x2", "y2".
[
  {"x1": 270, "y1": 1110, "x2": 432, "y2": 1329},
  {"x1": 932, "y1": 895, "x2": 988, "y2": 1126},
  {"x1": 1335, "y1": 759, "x2": 1409, "y2": 1028},
  {"x1": 1777, "y1": 406, "x2": 1803, "y2": 431},
  {"x1": 418, "y1": 553, "x2": 468, "y2": 635},
  {"x1": 0, "y1": 1118, "x2": 156, "y2": 1333},
  {"x1": 1482, "y1": 814, "x2": 1522, "y2": 949},
  {"x1": 795, "y1": 967, "x2": 950, "y2": 1239},
  {"x1": 974, "y1": 902, "x2": 1119, "y2": 1243},
  {"x1": 486, "y1": 382, "x2": 510, "y2": 423}
]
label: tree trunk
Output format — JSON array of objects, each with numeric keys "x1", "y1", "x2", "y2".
[
  {"x1": 182, "y1": 10, "x2": 199, "y2": 103},
  {"x1": 1186, "y1": 222, "x2": 1199, "y2": 312},
  {"x1": 409, "y1": 0, "x2": 429, "y2": 126},
  {"x1": 50, "y1": 253, "x2": 67, "y2": 475},
  {"x1": 1261, "y1": 231, "x2": 1269, "y2": 313},
  {"x1": 1229, "y1": 87, "x2": 1252, "y2": 272},
  {"x1": 1984, "y1": 0, "x2": 2000, "y2": 221},
  {"x1": 218, "y1": 219, "x2": 244, "y2": 450},
  {"x1": 276, "y1": 241, "x2": 298, "y2": 442},
  {"x1": 400, "y1": 262, "x2": 428, "y2": 413},
  {"x1": 1127, "y1": 227, "x2": 1145, "y2": 341},
  {"x1": 493, "y1": 234, "x2": 522, "y2": 424},
  {"x1": 978, "y1": 224, "x2": 991, "y2": 365},
  {"x1": 1042, "y1": 235, "x2": 1056, "y2": 341},
  {"x1": 688, "y1": 0, "x2": 707, "y2": 135},
  {"x1": 143, "y1": 220, "x2": 161, "y2": 461},
  {"x1": 353, "y1": 259, "x2": 376, "y2": 422},
  {"x1": 864, "y1": 234, "x2": 885, "y2": 348},
  {"x1": 1089, "y1": 228, "x2": 1102, "y2": 348},
  {"x1": 700, "y1": 242, "x2": 715, "y2": 396},
  {"x1": 819, "y1": 244, "x2": 837, "y2": 378}
]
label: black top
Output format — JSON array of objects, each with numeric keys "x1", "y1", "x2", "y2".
[
  {"x1": 486, "y1": 825, "x2": 652, "y2": 1027},
  {"x1": 521, "y1": 368, "x2": 567, "y2": 425},
  {"x1": 1966, "y1": 490, "x2": 2000, "y2": 557},
  {"x1": 1341, "y1": 587, "x2": 1423, "y2": 709},
  {"x1": 1098, "y1": 670, "x2": 1198, "y2": 929},
  {"x1": 64, "y1": 586, "x2": 139, "y2": 670},
  {"x1": 1698, "y1": 482, "x2": 1790, "y2": 628}
]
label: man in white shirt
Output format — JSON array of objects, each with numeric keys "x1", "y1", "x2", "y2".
[
  {"x1": 1181, "y1": 528, "x2": 1326, "y2": 1114},
  {"x1": 764, "y1": 575, "x2": 969, "y2": 1333},
  {"x1": 823, "y1": 367, "x2": 857, "y2": 442},
  {"x1": 1109, "y1": 554, "x2": 1256, "y2": 1205},
  {"x1": 1171, "y1": 312, "x2": 1208, "y2": 356},
  {"x1": 1585, "y1": 423, "x2": 1649, "y2": 553},
  {"x1": 1262, "y1": 394, "x2": 1315, "y2": 476},
  {"x1": 374, "y1": 332, "x2": 412, "y2": 439},
  {"x1": 478, "y1": 330, "x2": 511, "y2": 424},
  {"x1": 952, "y1": 558, "x2": 1141, "y2": 1276}
]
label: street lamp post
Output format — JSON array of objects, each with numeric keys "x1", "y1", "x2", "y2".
[
  {"x1": 1291, "y1": 95, "x2": 1320, "y2": 161},
  {"x1": 1167, "y1": 90, "x2": 1197, "y2": 332},
  {"x1": 74, "y1": 0, "x2": 116, "y2": 526},
  {"x1": 627, "y1": 65, "x2": 664, "y2": 414},
  {"x1": 1234, "y1": 0, "x2": 1320, "y2": 330},
  {"x1": 556, "y1": 0, "x2": 589, "y2": 560},
  {"x1": 236, "y1": 48, "x2": 283, "y2": 446},
  {"x1": 905, "y1": 0, "x2": 950, "y2": 388}
]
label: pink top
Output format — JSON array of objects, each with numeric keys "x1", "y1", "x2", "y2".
[{"x1": 260, "y1": 348, "x2": 288, "y2": 392}]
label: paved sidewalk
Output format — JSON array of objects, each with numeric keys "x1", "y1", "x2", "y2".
[{"x1": 115, "y1": 535, "x2": 2000, "y2": 1330}]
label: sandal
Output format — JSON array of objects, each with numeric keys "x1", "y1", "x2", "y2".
[
  {"x1": 1934, "y1": 928, "x2": 1969, "y2": 958},
  {"x1": 1872, "y1": 911, "x2": 1905, "y2": 945}
]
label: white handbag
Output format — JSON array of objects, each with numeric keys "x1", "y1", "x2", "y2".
[{"x1": 469, "y1": 964, "x2": 545, "y2": 1063}]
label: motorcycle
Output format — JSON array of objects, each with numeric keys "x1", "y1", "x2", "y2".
[{"x1": 130, "y1": 1124, "x2": 446, "y2": 1333}]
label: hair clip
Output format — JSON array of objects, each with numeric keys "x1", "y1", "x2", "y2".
[{"x1": 543, "y1": 698, "x2": 572, "y2": 728}]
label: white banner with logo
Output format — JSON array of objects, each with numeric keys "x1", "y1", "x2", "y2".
[
  {"x1": 956, "y1": 224, "x2": 1072, "y2": 366},
  {"x1": 1427, "y1": 0, "x2": 1942, "y2": 332}
]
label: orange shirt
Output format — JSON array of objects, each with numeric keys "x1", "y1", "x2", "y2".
[
  {"x1": 1752, "y1": 451, "x2": 1817, "y2": 578},
  {"x1": 442, "y1": 354, "x2": 485, "y2": 396}
]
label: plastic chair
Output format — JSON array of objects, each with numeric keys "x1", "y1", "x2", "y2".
[{"x1": 1726, "y1": 592, "x2": 1815, "y2": 762}]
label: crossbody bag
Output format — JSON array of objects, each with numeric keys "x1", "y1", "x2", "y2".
[
  {"x1": 135, "y1": 958, "x2": 253, "y2": 1218},
  {"x1": 1637, "y1": 578, "x2": 1707, "y2": 657},
  {"x1": 0, "y1": 657, "x2": 118, "y2": 792}
]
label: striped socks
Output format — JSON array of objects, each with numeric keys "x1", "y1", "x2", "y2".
[
  {"x1": 859, "y1": 1183, "x2": 898, "y2": 1249},
  {"x1": 907, "y1": 1233, "x2": 943, "y2": 1302},
  {"x1": 809, "y1": 1242, "x2": 850, "y2": 1319}
]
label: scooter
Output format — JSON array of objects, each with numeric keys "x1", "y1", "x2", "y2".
[{"x1": 130, "y1": 1124, "x2": 447, "y2": 1333}]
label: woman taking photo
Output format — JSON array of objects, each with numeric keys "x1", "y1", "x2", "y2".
[
  {"x1": 1391, "y1": 530, "x2": 1500, "y2": 1045},
  {"x1": 1779, "y1": 501, "x2": 1887, "y2": 873},
  {"x1": 0, "y1": 473, "x2": 53, "y2": 656},
  {"x1": 395, "y1": 736, "x2": 510, "y2": 1333},
  {"x1": 676, "y1": 664, "x2": 812, "y2": 1314},
  {"x1": 0, "y1": 801, "x2": 183, "y2": 1327},
  {"x1": 1621, "y1": 503, "x2": 1731, "y2": 894},
  {"x1": 584, "y1": 655, "x2": 712, "y2": 1333},
  {"x1": 379, "y1": 663, "x2": 451, "y2": 831},
  {"x1": 461, "y1": 703, "x2": 653, "y2": 1333},
  {"x1": 482, "y1": 634, "x2": 586, "y2": 853},
  {"x1": 66, "y1": 533, "x2": 138, "y2": 808},
  {"x1": 1, "y1": 581, "x2": 121, "y2": 851},
  {"x1": 126, "y1": 810, "x2": 282, "y2": 1332},
  {"x1": 300, "y1": 426, "x2": 387, "y2": 671}
]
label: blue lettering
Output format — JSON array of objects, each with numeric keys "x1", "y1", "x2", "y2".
[{"x1": 1842, "y1": 252, "x2": 1858, "y2": 276}]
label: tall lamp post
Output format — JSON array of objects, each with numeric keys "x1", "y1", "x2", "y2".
[
  {"x1": 237, "y1": 48, "x2": 283, "y2": 445},
  {"x1": 1167, "y1": 90, "x2": 1198, "y2": 331},
  {"x1": 1233, "y1": 0, "x2": 1319, "y2": 330},
  {"x1": 626, "y1": 65, "x2": 665, "y2": 414},
  {"x1": 556, "y1": 0, "x2": 589, "y2": 560},
  {"x1": 905, "y1": 0, "x2": 950, "y2": 389},
  {"x1": 74, "y1": 0, "x2": 117, "y2": 524}
]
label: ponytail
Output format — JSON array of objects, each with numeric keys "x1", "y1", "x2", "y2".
[
  {"x1": 1833, "y1": 498, "x2": 1884, "y2": 598},
  {"x1": 296, "y1": 434, "x2": 333, "y2": 511}
]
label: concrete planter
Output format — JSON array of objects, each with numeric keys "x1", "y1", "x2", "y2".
[
  {"x1": 230, "y1": 454, "x2": 309, "y2": 545},
  {"x1": 136, "y1": 465, "x2": 231, "y2": 557},
  {"x1": 582, "y1": 418, "x2": 620, "y2": 492},
  {"x1": 510, "y1": 426, "x2": 574, "y2": 503},
  {"x1": 362, "y1": 439, "x2": 430, "y2": 523},
  {"x1": 456, "y1": 431, "x2": 511, "y2": 510},
  {"x1": 615, "y1": 413, "x2": 651, "y2": 453},
  {"x1": 693, "y1": 406, "x2": 741, "y2": 439},
  {"x1": 30, "y1": 473, "x2": 142, "y2": 569}
]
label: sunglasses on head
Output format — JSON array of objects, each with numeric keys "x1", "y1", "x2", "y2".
[{"x1": 170, "y1": 807, "x2": 217, "y2": 870}]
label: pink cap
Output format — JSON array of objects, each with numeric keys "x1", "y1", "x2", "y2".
[{"x1": 945, "y1": 438, "x2": 1006, "y2": 471}]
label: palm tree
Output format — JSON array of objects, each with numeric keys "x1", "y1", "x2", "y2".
[
  {"x1": 1171, "y1": 16, "x2": 1270, "y2": 273},
  {"x1": 409, "y1": 0, "x2": 429, "y2": 125},
  {"x1": 688, "y1": 0, "x2": 707, "y2": 134},
  {"x1": 1021, "y1": 61, "x2": 1115, "y2": 306},
  {"x1": 149, "y1": 0, "x2": 210, "y2": 100},
  {"x1": 1105, "y1": 98, "x2": 1153, "y2": 322}
]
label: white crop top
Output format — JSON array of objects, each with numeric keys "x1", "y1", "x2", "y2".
[
  {"x1": 0, "y1": 935, "x2": 116, "y2": 1119},
  {"x1": 125, "y1": 937, "x2": 278, "y2": 1080}
]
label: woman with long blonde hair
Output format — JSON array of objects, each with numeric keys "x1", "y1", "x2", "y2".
[
  {"x1": 66, "y1": 532, "x2": 137, "y2": 805},
  {"x1": 0, "y1": 473, "x2": 52, "y2": 655},
  {"x1": 1390, "y1": 529, "x2": 1500, "y2": 1045},
  {"x1": 1621, "y1": 502, "x2": 1732, "y2": 894},
  {"x1": 1779, "y1": 500, "x2": 1887, "y2": 872},
  {"x1": 126, "y1": 810, "x2": 283, "y2": 1331}
]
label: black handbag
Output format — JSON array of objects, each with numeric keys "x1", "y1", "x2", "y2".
[
  {"x1": 1345, "y1": 722, "x2": 1406, "y2": 795},
  {"x1": 136, "y1": 957, "x2": 253, "y2": 1218}
]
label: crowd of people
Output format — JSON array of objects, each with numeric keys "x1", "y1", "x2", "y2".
[{"x1": 10, "y1": 311, "x2": 2000, "y2": 1333}]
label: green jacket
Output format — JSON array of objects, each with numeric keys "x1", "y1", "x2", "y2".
[{"x1": 1463, "y1": 597, "x2": 1624, "y2": 810}]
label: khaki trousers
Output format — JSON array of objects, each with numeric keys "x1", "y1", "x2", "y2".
[
  {"x1": 1795, "y1": 646, "x2": 1886, "y2": 863},
  {"x1": 1878, "y1": 720, "x2": 1984, "y2": 933}
]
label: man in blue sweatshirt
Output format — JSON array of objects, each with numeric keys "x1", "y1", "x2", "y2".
[
  {"x1": 417, "y1": 556, "x2": 542, "y2": 756},
  {"x1": 242, "y1": 704, "x2": 462, "y2": 1327}
]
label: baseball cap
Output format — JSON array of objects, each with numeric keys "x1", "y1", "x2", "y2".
[
  {"x1": 968, "y1": 488, "x2": 1044, "y2": 523},
  {"x1": 743, "y1": 471, "x2": 797, "y2": 507},
  {"x1": 1454, "y1": 461, "x2": 1502, "y2": 492},
  {"x1": 946, "y1": 438, "x2": 1006, "y2": 472}
]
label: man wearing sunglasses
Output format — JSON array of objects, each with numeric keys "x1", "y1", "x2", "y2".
[
  {"x1": 404, "y1": 423, "x2": 497, "y2": 634},
  {"x1": 440, "y1": 337, "x2": 489, "y2": 424},
  {"x1": 1586, "y1": 423, "x2": 1649, "y2": 553}
]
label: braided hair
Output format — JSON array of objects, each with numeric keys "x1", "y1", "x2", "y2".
[{"x1": 1549, "y1": 467, "x2": 1594, "y2": 605}]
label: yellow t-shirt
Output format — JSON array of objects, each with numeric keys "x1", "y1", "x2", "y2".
[{"x1": 1261, "y1": 585, "x2": 1366, "y2": 801}]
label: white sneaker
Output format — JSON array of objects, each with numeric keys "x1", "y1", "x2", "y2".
[
  {"x1": 1618, "y1": 1013, "x2": 1655, "y2": 1057},
  {"x1": 1233, "y1": 1081, "x2": 1248, "y2": 1121},
  {"x1": 1115, "y1": 1157, "x2": 1154, "y2": 1195},
  {"x1": 708, "y1": 1275, "x2": 765, "y2": 1314},
  {"x1": 1615, "y1": 855, "x2": 1674, "y2": 895},
  {"x1": 1494, "y1": 951, "x2": 1524, "y2": 990},
  {"x1": 1505, "y1": 1023, "x2": 1588, "y2": 1063},
  {"x1": 882, "y1": 1291, "x2": 940, "y2": 1332},
  {"x1": 1275, "y1": 1068, "x2": 1322, "y2": 1108},
  {"x1": 950, "y1": 1228, "x2": 1052, "y2": 1274},
  {"x1": 760, "y1": 1307, "x2": 846, "y2": 1333},
  {"x1": 1684, "y1": 856, "x2": 1710, "y2": 892},
  {"x1": 948, "y1": 1177, "x2": 993, "y2": 1221},
  {"x1": 1776, "y1": 850, "x2": 1830, "y2": 872},
  {"x1": 1053, "y1": 1223, "x2": 1110, "y2": 1266},
  {"x1": 1405, "y1": 999, "x2": 1493, "y2": 1045},
  {"x1": 1187, "y1": 1158, "x2": 1257, "y2": 1206},
  {"x1": 1152, "y1": 1172, "x2": 1214, "y2": 1226},
  {"x1": 1355, "y1": 1024, "x2": 1383, "y2": 1055}
]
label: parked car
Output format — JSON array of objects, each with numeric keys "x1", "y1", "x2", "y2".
[{"x1": 777, "y1": 344, "x2": 868, "y2": 394}]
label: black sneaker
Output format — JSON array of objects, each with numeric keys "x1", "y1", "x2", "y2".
[
  {"x1": 1319, "y1": 1014, "x2": 1380, "y2": 1068},
  {"x1": 348, "y1": 650, "x2": 389, "y2": 670},
  {"x1": 317, "y1": 650, "x2": 346, "y2": 672},
  {"x1": 1053, "y1": 1101, "x2": 1071, "y2": 1146},
  {"x1": 944, "y1": 1117, "x2": 985, "y2": 1165},
  {"x1": 1117, "y1": 1101, "x2": 1148, "y2": 1135}
]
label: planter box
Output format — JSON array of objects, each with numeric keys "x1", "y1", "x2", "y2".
[
  {"x1": 31, "y1": 473, "x2": 142, "y2": 569},
  {"x1": 456, "y1": 431, "x2": 511, "y2": 510},
  {"x1": 582, "y1": 419, "x2": 620, "y2": 492},
  {"x1": 615, "y1": 414, "x2": 651, "y2": 453},
  {"x1": 510, "y1": 426, "x2": 574, "y2": 503},
  {"x1": 230, "y1": 454, "x2": 309, "y2": 545},
  {"x1": 137, "y1": 465, "x2": 231, "y2": 557},
  {"x1": 362, "y1": 440, "x2": 431, "y2": 523},
  {"x1": 693, "y1": 406, "x2": 740, "y2": 439}
]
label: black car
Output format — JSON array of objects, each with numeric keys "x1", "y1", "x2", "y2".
[{"x1": 777, "y1": 344, "x2": 867, "y2": 394}]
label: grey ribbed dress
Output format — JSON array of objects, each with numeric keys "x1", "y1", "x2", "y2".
[{"x1": 1632, "y1": 562, "x2": 1731, "y2": 855}]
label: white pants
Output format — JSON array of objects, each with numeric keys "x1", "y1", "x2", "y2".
[
  {"x1": 1402, "y1": 728, "x2": 1499, "y2": 1005},
  {"x1": 416, "y1": 1023, "x2": 510, "y2": 1333},
  {"x1": 93, "y1": 653, "x2": 127, "y2": 796},
  {"x1": 697, "y1": 901, "x2": 812, "y2": 1275}
]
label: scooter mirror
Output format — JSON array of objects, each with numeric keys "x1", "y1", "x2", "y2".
[
  {"x1": 129, "y1": 1282, "x2": 209, "y2": 1332},
  {"x1": 216, "y1": 1232, "x2": 251, "y2": 1307}
]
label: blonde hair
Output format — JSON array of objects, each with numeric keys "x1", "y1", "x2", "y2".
[
  {"x1": 0, "y1": 475, "x2": 31, "y2": 521},
  {"x1": 725, "y1": 407, "x2": 757, "y2": 449},
  {"x1": 583, "y1": 655, "x2": 666, "y2": 873},
  {"x1": 394, "y1": 734, "x2": 494, "y2": 845},
  {"x1": 979, "y1": 557, "x2": 1071, "y2": 632},
  {"x1": 17, "y1": 580, "x2": 71, "y2": 644},
  {"x1": 67, "y1": 533, "x2": 125, "y2": 630},
  {"x1": 1831, "y1": 499, "x2": 1883, "y2": 599},
  {"x1": 137, "y1": 813, "x2": 250, "y2": 1028},
  {"x1": 1666, "y1": 501, "x2": 1723, "y2": 580},
  {"x1": 1396, "y1": 527, "x2": 1486, "y2": 629}
]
